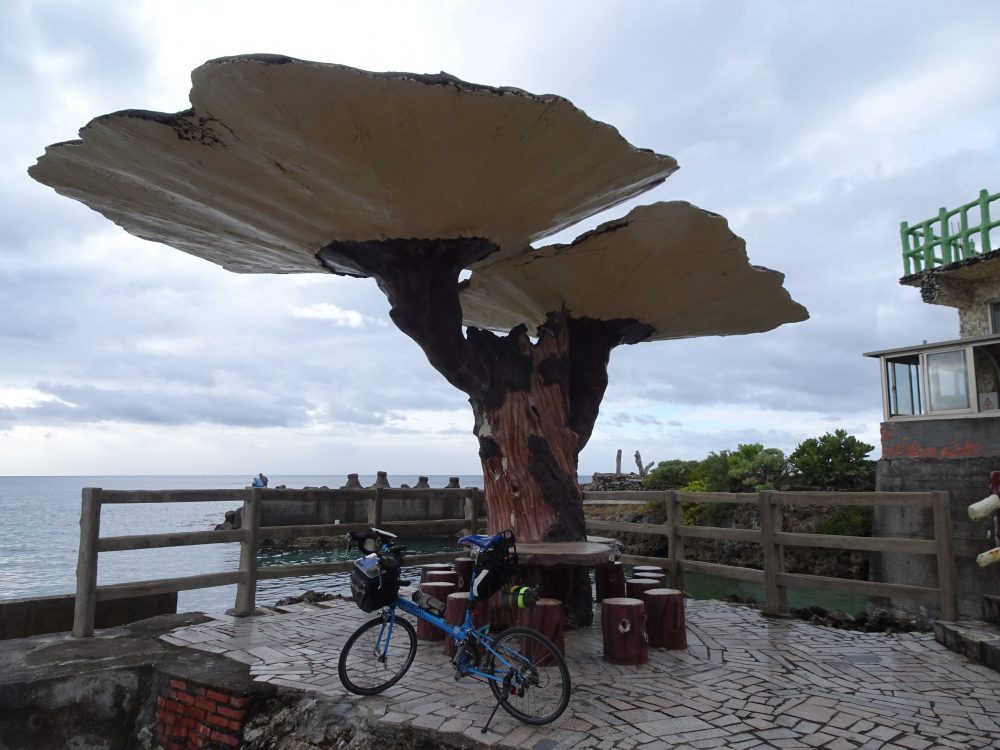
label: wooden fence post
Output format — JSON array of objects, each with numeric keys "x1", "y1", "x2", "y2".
[
  {"x1": 73, "y1": 488, "x2": 103, "y2": 637},
  {"x1": 760, "y1": 491, "x2": 789, "y2": 616},
  {"x1": 368, "y1": 487, "x2": 383, "y2": 528},
  {"x1": 665, "y1": 490, "x2": 684, "y2": 591},
  {"x1": 232, "y1": 486, "x2": 262, "y2": 616},
  {"x1": 931, "y1": 491, "x2": 958, "y2": 621},
  {"x1": 463, "y1": 492, "x2": 477, "y2": 535}
]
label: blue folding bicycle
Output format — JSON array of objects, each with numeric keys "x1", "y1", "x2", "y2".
[{"x1": 337, "y1": 528, "x2": 570, "y2": 732}]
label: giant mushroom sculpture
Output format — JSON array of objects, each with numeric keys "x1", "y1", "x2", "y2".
[{"x1": 30, "y1": 55, "x2": 808, "y2": 626}]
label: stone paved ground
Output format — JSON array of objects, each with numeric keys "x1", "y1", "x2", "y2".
[{"x1": 163, "y1": 597, "x2": 1000, "y2": 749}]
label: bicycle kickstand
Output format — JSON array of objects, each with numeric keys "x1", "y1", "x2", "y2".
[{"x1": 481, "y1": 674, "x2": 512, "y2": 734}]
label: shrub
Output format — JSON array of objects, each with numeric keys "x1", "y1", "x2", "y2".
[
  {"x1": 817, "y1": 505, "x2": 874, "y2": 536},
  {"x1": 643, "y1": 459, "x2": 700, "y2": 490},
  {"x1": 789, "y1": 429, "x2": 876, "y2": 490},
  {"x1": 726, "y1": 443, "x2": 789, "y2": 491}
]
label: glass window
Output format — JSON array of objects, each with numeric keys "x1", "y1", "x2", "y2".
[
  {"x1": 991, "y1": 301, "x2": 1000, "y2": 334},
  {"x1": 886, "y1": 354, "x2": 921, "y2": 416},
  {"x1": 927, "y1": 350, "x2": 969, "y2": 411}
]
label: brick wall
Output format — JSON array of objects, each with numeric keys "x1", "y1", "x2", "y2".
[{"x1": 156, "y1": 677, "x2": 252, "y2": 749}]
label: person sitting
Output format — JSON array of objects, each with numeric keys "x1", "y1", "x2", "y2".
[{"x1": 251, "y1": 473, "x2": 268, "y2": 488}]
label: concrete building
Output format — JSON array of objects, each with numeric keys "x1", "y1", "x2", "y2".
[{"x1": 864, "y1": 188, "x2": 1000, "y2": 619}]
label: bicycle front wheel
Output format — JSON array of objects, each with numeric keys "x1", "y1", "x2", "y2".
[
  {"x1": 486, "y1": 627, "x2": 571, "y2": 725},
  {"x1": 338, "y1": 613, "x2": 417, "y2": 695}
]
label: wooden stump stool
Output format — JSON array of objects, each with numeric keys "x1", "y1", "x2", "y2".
[
  {"x1": 642, "y1": 588, "x2": 687, "y2": 649},
  {"x1": 632, "y1": 565, "x2": 663, "y2": 575},
  {"x1": 625, "y1": 577, "x2": 659, "y2": 600},
  {"x1": 425, "y1": 570, "x2": 459, "y2": 587},
  {"x1": 601, "y1": 597, "x2": 647, "y2": 665},
  {"x1": 633, "y1": 571, "x2": 666, "y2": 586},
  {"x1": 454, "y1": 556, "x2": 474, "y2": 592},
  {"x1": 419, "y1": 563, "x2": 453, "y2": 583},
  {"x1": 516, "y1": 597, "x2": 564, "y2": 664},
  {"x1": 416, "y1": 582, "x2": 455, "y2": 640},
  {"x1": 595, "y1": 561, "x2": 626, "y2": 602},
  {"x1": 442, "y1": 592, "x2": 488, "y2": 657}
]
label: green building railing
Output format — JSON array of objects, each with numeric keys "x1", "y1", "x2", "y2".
[{"x1": 901, "y1": 188, "x2": 1000, "y2": 275}]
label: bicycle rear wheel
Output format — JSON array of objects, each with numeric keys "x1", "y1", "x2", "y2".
[
  {"x1": 485, "y1": 627, "x2": 571, "y2": 725},
  {"x1": 338, "y1": 613, "x2": 417, "y2": 695}
]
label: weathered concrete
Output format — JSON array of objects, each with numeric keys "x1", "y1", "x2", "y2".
[
  {"x1": 880, "y1": 417, "x2": 1000, "y2": 460},
  {"x1": 876, "y1": 453, "x2": 1000, "y2": 619},
  {"x1": 0, "y1": 612, "x2": 273, "y2": 750},
  {"x1": 5, "y1": 599, "x2": 1000, "y2": 749},
  {"x1": 0, "y1": 592, "x2": 177, "y2": 640}
]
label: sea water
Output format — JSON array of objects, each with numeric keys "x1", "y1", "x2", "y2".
[
  {"x1": 0, "y1": 474, "x2": 867, "y2": 615},
  {"x1": 0, "y1": 474, "x2": 485, "y2": 612}
]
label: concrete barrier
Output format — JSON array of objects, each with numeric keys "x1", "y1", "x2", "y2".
[{"x1": 0, "y1": 592, "x2": 177, "y2": 640}]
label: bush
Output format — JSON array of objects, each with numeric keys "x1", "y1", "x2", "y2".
[
  {"x1": 726, "y1": 443, "x2": 788, "y2": 491},
  {"x1": 817, "y1": 505, "x2": 873, "y2": 536},
  {"x1": 789, "y1": 429, "x2": 875, "y2": 490},
  {"x1": 643, "y1": 459, "x2": 700, "y2": 490}
]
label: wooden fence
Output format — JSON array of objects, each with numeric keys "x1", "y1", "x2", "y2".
[
  {"x1": 73, "y1": 486, "x2": 959, "y2": 637},
  {"x1": 73, "y1": 486, "x2": 485, "y2": 637},
  {"x1": 585, "y1": 489, "x2": 958, "y2": 621}
]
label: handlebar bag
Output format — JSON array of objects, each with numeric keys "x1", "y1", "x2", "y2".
[{"x1": 350, "y1": 553, "x2": 400, "y2": 612}]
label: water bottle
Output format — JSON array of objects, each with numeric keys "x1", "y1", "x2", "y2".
[
  {"x1": 413, "y1": 589, "x2": 445, "y2": 616},
  {"x1": 501, "y1": 585, "x2": 539, "y2": 609}
]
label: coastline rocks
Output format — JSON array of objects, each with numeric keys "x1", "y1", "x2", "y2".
[{"x1": 340, "y1": 474, "x2": 363, "y2": 489}]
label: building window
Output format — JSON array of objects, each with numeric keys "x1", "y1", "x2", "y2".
[
  {"x1": 926, "y1": 350, "x2": 970, "y2": 411},
  {"x1": 887, "y1": 354, "x2": 921, "y2": 416},
  {"x1": 991, "y1": 300, "x2": 1000, "y2": 334}
]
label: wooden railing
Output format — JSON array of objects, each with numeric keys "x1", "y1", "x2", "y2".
[
  {"x1": 73, "y1": 486, "x2": 485, "y2": 637},
  {"x1": 584, "y1": 489, "x2": 959, "y2": 621}
]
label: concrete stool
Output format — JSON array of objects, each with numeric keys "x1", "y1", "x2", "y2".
[
  {"x1": 442, "y1": 592, "x2": 489, "y2": 657},
  {"x1": 416, "y1": 582, "x2": 455, "y2": 640},
  {"x1": 517, "y1": 597, "x2": 564, "y2": 665},
  {"x1": 453, "y1": 556, "x2": 474, "y2": 593},
  {"x1": 425, "y1": 570, "x2": 459, "y2": 587},
  {"x1": 632, "y1": 565, "x2": 664, "y2": 575},
  {"x1": 419, "y1": 563, "x2": 453, "y2": 583},
  {"x1": 595, "y1": 560, "x2": 626, "y2": 602},
  {"x1": 634, "y1": 571, "x2": 666, "y2": 586},
  {"x1": 601, "y1": 597, "x2": 648, "y2": 665},
  {"x1": 642, "y1": 588, "x2": 687, "y2": 649},
  {"x1": 625, "y1": 577, "x2": 659, "y2": 600}
]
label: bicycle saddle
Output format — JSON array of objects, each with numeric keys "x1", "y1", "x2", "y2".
[{"x1": 458, "y1": 533, "x2": 504, "y2": 550}]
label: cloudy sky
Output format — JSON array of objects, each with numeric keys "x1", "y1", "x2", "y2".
[{"x1": 2, "y1": 0, "x2": 999, "y2": 477}]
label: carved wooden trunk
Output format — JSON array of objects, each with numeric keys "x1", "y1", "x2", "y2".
[
  {"x1": 601, "y1": 597, "x2": 648, "y2": 665},
  {"x1": 642, "y1": 588, "x2": 687, "y2": 650}
]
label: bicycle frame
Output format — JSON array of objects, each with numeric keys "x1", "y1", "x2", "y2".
[{"x1": 395, "y1": 597, "x2": 522, "y2": 684}]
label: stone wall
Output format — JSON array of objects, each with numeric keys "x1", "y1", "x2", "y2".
[
  {"x1": 0, "y1": 592, "x2": 177, "y2": 640},
  {"x1": 876, "y1": 447, "x2": 1000, "y2": 619}
]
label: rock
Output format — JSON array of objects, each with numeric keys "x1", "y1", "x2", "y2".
[
  {"x1": 446, "y1": 477, "x2": 461, "y2": 488},
  {"x1": 414, "y1": 476, "x2": 430, "y2": 488},
  {"x1": 367, "y1": 471, "x2": 390, "y2": 489},
  {"x1": 340, "y1": 474, "x2": 363, "y2": 489}
]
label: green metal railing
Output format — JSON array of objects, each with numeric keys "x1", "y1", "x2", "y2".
[{"x1": 901, "y1": 189, "x2": 1000, "y2": 275}]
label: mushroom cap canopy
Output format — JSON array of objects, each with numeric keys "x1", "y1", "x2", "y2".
[
  {"x1": 28, "y1": 54, "x2": 677, "y2": 274},
  {"x1": 460, "y1": 201, "x2": 809, "y2": 340}
]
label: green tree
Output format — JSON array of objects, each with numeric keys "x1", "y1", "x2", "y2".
[
  {"x1": 643, "y1": 459, "x2": 700, "y2": 489},
  {"x1": 726, "y1": 443, "x2": 788, "y2": 491},
  {"x1": 789, "y1": 429, "x2": 875, "y2": 490},
  {"x1": 692, "y1": 450, "x2": 734, "y2": 492}
]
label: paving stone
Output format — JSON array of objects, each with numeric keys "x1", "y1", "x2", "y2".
[{"x1": 160, "y1": 597, "x2": 1000, "y2": 750}]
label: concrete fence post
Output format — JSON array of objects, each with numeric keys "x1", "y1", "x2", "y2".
[
  {"x1": 666, "y1": 490, "x2": 683, "y2": 590},
  {"x1": 932, "y1": 491, "x2": 958, "y2": 621},
  {"x1": 760, "y1": 491, "x2": 789, "y2": 616},
  {"x1": 72, "y1": 487, "x2": 103, "y2": 637},
  {"x1": 232, "y1": 486, "x2": 262, "y2": 616}
]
